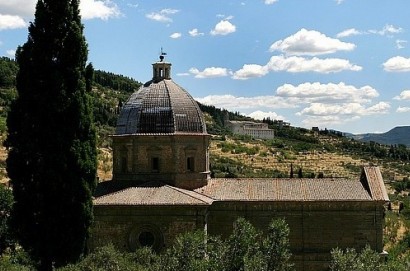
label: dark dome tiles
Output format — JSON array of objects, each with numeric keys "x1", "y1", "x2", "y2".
[
  {"x1": 138, "y1": 82, "x2": 174, "y2": 133},
  {"x1": 165, "y1": 81, "x2": 205, "y2": 133},
  {"x1": 115, "y1": 79, "x2": 207, "y2": 135}
]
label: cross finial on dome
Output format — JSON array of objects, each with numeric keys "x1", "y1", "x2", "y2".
[
  {"x1": 159, "y1": 47, "x2": 167, "y2": 62},
  {"x1": 152, "y1": 49, "x2": 171, "y2": 82}
]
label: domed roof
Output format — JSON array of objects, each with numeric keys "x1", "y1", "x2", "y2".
[{"x1": 115, "y1": 60, "x2": 207, "y2": 135}]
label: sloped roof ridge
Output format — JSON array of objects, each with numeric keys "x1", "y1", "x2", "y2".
[
  {"x1": 93, "y1": 186, "x2": 137, "y2": 201},
  {"x1": 362, "y1": 166, "x2": 389, "y2": 202},
  {"x1": 167, "y1": 185, "x2": 214, "y2": 204},
  {"x1": 94, "y1": 181, "x2": 214, "y2": 205}
]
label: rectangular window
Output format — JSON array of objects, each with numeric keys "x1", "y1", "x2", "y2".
[
  {"x1": 187, "y1": 157, "x2": 195, "y2": 171},
  {"x1": 121, "y1": 157, "x2": 127, "y2": 173},
  {"x1": 152, "y1": 157, "x2": 159, "y2": 172}
]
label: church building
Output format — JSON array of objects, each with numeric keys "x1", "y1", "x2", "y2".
[{"x1": 91, "y1": 55, "x2": 389, "y2": 271}]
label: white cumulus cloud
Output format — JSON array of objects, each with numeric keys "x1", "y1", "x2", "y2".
[
  {"x1": 146, "y1": 8, "x2": 179, "y2": 23},
  {"x1": 0, "y1": 0, "x2": 36, "y2": 17},
  {"x1": 6, "y1": 49, "x2": 15, "y2": 57},
  {"x1": 195, "y1": 81, "x2": 386, "y2": 127},
  {"x1": 297, "y1": 103, "x2": 364, "y2": 116},
  {"x1": 383, "y1": 56, "x2": 410, "y2": 72},
  {"x1": 80, "y1": 0, "x2": 121, "y2": 20},
  {"x1": 189, "y1": 28, "x2": 204, "y2": 37},
  {"x1": 297, "y1": 101, "x2": 389, "y2": 117},
  {"x1": 270, "y1": 28, "x2": 356, "y2": 56},
  {"x1": 394, "y1": 90, "x2": 410, "y2": 100},
  {"x1": 247, "y1": 110, "x2": 285, "y2": 121},
  {"x1": 232, "y1": 55, "x2": 362, "y2": 80},
  {"x1": 336, "y1": 28, "x2": 362, "y2": 38},
  {"x1": 397, "y1": 106, "x2": 410, "y2": 113},
  {"x1": 276, "y1": 82, "x2": 378, "y2": 104},
  {"x1": 365, "y1": 102, "x2": 390, "y2": 115},
  {"x1": 0, "y1": 0, "x2": 121, "y2": 21},
  {"x1": 0, "y1": 14, "x2": 27, "y2": 30},
  {"x1": 232, "y1": 64, "x2": 269, "y2": 80},
  {"x1": 170, "y1": 32, "x2": 181, "y2": 39},
  {"x1": 370, "y1": 24, "x2": 403, "y2": 36},
  {"x1": 210, "y1": 20, "x2": 236, "y2": 36},
  {"x1": 301, "y1": 115, "x2": 358, "y2": 127},
  {"x1": 266, "y1": 55, "x2": 362, "y2": 73},
  {"x1": 264, "y1": 0, "x2": 279, "y2": 4},
  {"x1": 189, "y1": 67, "x2": 230, "y2": 78},
  {"x1": 396, "y1": 40, "x2": 407, "y2": 49},
  {"x1": 195, "y1": 94, "x2": 295, "y2": 110}
]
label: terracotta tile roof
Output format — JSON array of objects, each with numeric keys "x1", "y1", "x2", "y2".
[
  {"x1": 94, "y1": 182, "x2": 213, "y2": 206},
  {"x1": 361, "y1": 166, "x2": 389, "y2": 202},
  {"x1": 195, "y1": 178, "x2": 373, "y2": 201},
  {"x1": 94, "y1": 167, "x2": 388, "y2": 205}
]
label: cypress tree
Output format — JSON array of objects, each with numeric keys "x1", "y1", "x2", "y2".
[
  {"x1": 5, "y1": 1, "x2": 97, "y2": 270},
  {"x1": 289, "y1": 163, "x2": 294, "y2": 178}
]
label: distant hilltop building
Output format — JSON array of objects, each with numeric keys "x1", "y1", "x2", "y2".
[
  {"x1": 224, "y1": 113, "x2": 275, "y2": 140},
  {"x1": 91, "y1": 55, "x2": 389, "y2": 271}
]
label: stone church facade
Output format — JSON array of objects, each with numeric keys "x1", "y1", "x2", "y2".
[{"x1": 91, "y1": 56, "x2": 389, "y2": 271}]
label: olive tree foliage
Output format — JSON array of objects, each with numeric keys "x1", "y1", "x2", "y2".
[
  {"x1": 5, "y1": 0, "x2": 97, "y2": 270},
  {"x1": 57, "y1": 244, "x2": 145, "y2": 271},
  {"x1": 263, "y1": 218, "x2": 294, "y2": 271},
  {"x1": 155, "y1": 230, "x2": 208, "y2": 271},
  {"x1": 225, "y1": 217, "x2": 262, "y2": 270},
  {"x1": 329, "y1": 245, "x2": 410, "y2": 271},
  {"x1": 151, "y1": 217, "x2": 294, "y2": 271}
]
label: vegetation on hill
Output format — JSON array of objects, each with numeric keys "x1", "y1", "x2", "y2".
[
  {"x1": 94, "y1": 69, "x2": 141, "y2": 93},
  {"x1": 0, "y1": 57, "x2": 18, "y2": 88},
  {"x1": 0, "y1": 58, "x2": 18, "y2": 134}
]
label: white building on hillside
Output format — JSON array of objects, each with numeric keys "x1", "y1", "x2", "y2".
[{"x1": 225, "y1": 120, "x2": 275, "y2": 140}]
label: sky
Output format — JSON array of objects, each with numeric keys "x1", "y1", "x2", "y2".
[{"x1": 1, "y1": 0, "x2": 410, "y2": 134}]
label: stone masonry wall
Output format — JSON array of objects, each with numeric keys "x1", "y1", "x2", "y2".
[
  {"x1": 92, "y1": 200, "x2": 385, "y2": 271},
  {"x1": 91, "y1": 205, "x2": 207, "y2": 252},
  {"x1": 112, "y1": 134, "x2": 210, "y2": 189},
  {"x1": 207, "y1": 201, "x2": 385, "y2": 271}
]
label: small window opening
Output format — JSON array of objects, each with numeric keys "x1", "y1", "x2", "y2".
[
  {"x1": 152, "y1": 157, "x2": 159, "y2": 172},
  {"x1": 121, "y1": 157, "x2": 127, "y2": 173},
  {"x1": 187, "y1": 157, "x2": 195, "y2": 171}
]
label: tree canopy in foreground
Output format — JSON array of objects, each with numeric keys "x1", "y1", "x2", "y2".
[{"x1": 5, "y1": 0, "x2": 97, "y2": 270}]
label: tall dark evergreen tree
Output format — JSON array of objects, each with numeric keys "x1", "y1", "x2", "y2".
[{"x1": 5, "y1": 1, "x2": 97, "y2": 270}]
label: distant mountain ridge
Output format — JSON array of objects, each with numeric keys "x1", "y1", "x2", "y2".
[{"x1": 351, "y1": 126, "x2": 410, "y2": 147}]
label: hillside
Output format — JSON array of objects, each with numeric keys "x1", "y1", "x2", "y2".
[
  {"x1": 1, "y1": 57, "x2": 409, "y2": 184},
  {"x1": 352, "y1": 126, "x2": 410, "y2": 147}
]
